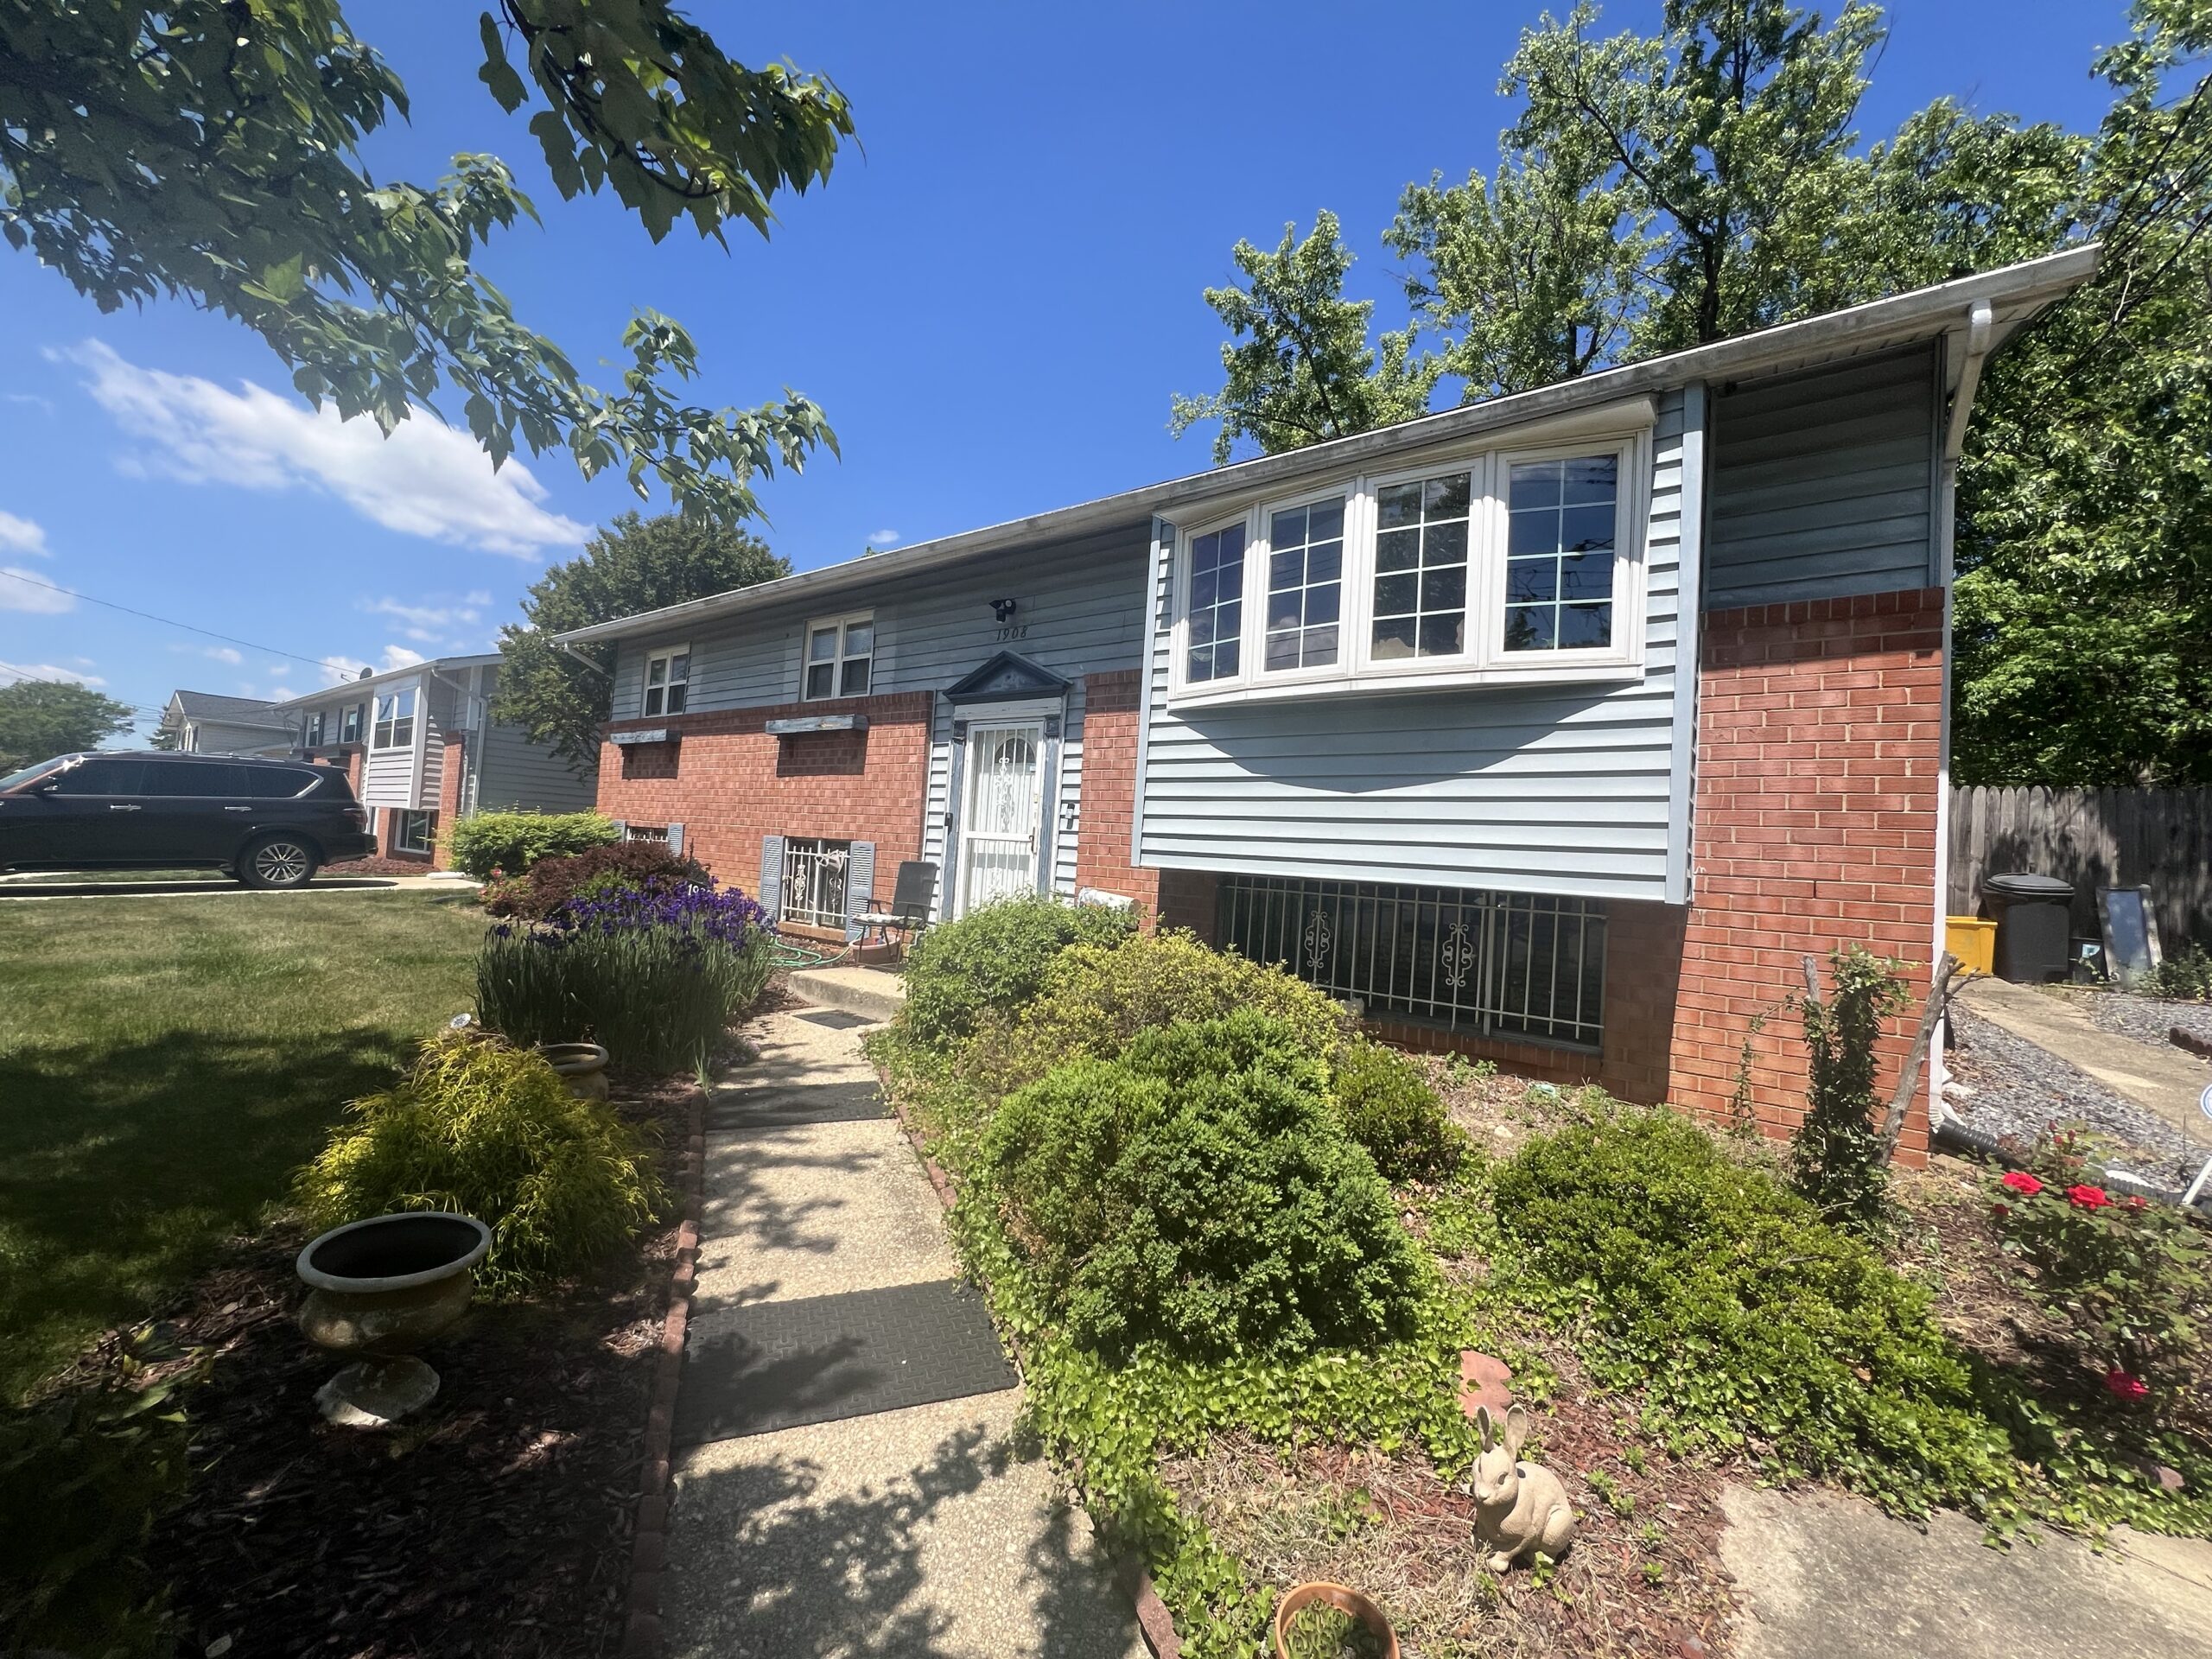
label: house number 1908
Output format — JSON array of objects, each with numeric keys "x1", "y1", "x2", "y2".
[{"x1": 995, "y1": 622, "x2": 1028, "y2": 641}]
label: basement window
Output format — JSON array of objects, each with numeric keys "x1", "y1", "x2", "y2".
[
  {"x1": 392, "y1": 809, "x2": 438, "y2": 856},
  {"x1": 781, "y1": 836, "x2": 850, "y2": 929}
]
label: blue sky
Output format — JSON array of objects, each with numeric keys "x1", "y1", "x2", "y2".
[{"x1": 0, "y1": 1, "x2": 2127, "y2": 734}]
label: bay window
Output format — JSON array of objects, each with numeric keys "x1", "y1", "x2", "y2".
[{"x1": 1168, "y1": 418, "x2": 1649, "y2": 702}]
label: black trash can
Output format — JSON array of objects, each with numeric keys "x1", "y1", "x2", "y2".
[{"x1": 1982, "y1": 873, "x2": 2075, "y2": 982}]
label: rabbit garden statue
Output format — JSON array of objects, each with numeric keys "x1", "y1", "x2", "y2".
[{"x1": 1467, "y1": 1404, "x2": 1578, "y2": 1572}]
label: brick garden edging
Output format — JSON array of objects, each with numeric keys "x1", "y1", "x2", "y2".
[
  {"x1": 620, "y1": 1075, "x2": 708, "y2": 1659},
  {"x1": 876, "y1": 1071, "x2": 1184, "y2": 1659}
]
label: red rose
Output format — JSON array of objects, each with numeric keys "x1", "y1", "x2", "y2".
[
  {"x1": 2000, "y1": 1171, "x2": 2044, "y2": 1197},
  {"x1": 2127, "y1": 1196, "x2": 2149, "y2": 1211},
  {"x1": 2104, "y1": 1367, "x2": 2150, "y2": 1402},
  {"x1": 2066, "y1": 1184, "x2": 2112, "y2": 1210}
]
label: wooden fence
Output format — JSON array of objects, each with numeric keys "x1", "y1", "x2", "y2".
[{"x1": 1947, "y1": 785, "x2": 2212, "y2": 950}]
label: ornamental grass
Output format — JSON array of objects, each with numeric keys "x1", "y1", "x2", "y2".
[{"x1": 475, "y1": 876, "x2": 773, "y2": 1073}]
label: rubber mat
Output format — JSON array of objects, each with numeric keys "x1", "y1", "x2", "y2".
[
  {"x1": 796, "y1": 1007, "x2": 877, "y2": 1030},
  {"x1": 703, "y1": 1078, "x2": 888, "y2": 1130},
  {"x1": 676, "y1": 1279, "x2": 1016, "y2": 1446}
]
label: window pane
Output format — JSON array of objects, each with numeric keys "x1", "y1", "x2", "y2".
[
  {"x1": 246, "y1": 767, "x2": 313, "y2": 798},
  {"x1": 1507, "y1": 557, "x2": 1558, "y2": 602},
  {"x1": 1377, "y1": 482, "x2": 1423, "y2": 528},
  {"x1": 1308, "y1": 500, "x2": 1344, "y2": 542},
  {"x1": 1186, "y1": 524, "x2": 1246, "y2": 683},
  {"x1": 1374, "y1": 573, "x2": 1417, "y2": 615},
  {"x1": 1371, "y1": 616, "x2": 1417, "y2": 660},
  {"x1": 1507, "y1": 512, "x2": 1556, "y2": 557},
  {"x1": 1504, "y1": 606, "x2": 1554, "y2": 651},
  {"x1": 1306, "y1": 539, "x2": 1341, "y2": 585},
  {"x1": 806, "y1": 662, "x2": 833, "y2": 699},
  {"x1": 645, "y1": 658, "x2": 665, "y2": 686},
  {"x1": 1559, "y1": 551, "x2": 1614, "y2": 601},
  {"x1": 1269, "y1": 505, "x2": 1306, "y2": 545},
  {"x1": 1422, "y1": 472, "x2": 1471, "y2": 516},
  {"x1": 1264, "y1": 632, "x2": 1300, "y2": 672},
  {"x1": 644, "y1": 686, "x2": 664, "y2": 716},
  {"x1": 140, "y1": 765, "x2": 219, "y2": 797},
  {"x1": 1419, "y1": 613, "x2": 1464, "y2": 656},
  {"x1": 1558, "y1": 603, "x2": 1614, "y2": 648},
  {"x1": 1304, "y1": 624, "x2": 1338, "y2": 666},
  {"x1": 1421, "y1": 566, "x2": 1466, "y2": 612},
  {"x1": 841, "y1": 658, "x2": 869, "y2": 696},
  {"x1": 810, "y1": 627, "x2": 837, "y2": 663},
  {"x1": 1262, "y1": 498, "x2": 1344, "y2": 675},
  {"x1": 667, "y1": 683, "x2": 690, "y2": 713},
  {"x1": 1560, "y1": 505, "x2": 1614, "y2": 553},
  {"x1": 1423, "y1": 520, "x2": 1468, "y2": 566},
  {"x1": 1376, "y1": 529, "x2": 1420, "y2": 572},
  {"x1": 1509, "y1": 459, "x2": 1562, "y2": 510},
  {"x1": 1563, "y1": 454, "x2": 1618, "y2": 504},
  {"x1": 1269, "y1": 549, "x2": 1301, "y2": 591},
  {"x1": 1305, "y1": 583, "x2": 1339, "y2": 626},
  {"x1": 669, "y1": 652, "x2": 690, "y2": 681},
  {"x1": 54, "y1": 760, "x2": 142, "y2": 794},
  {"x1": 1268, "y1": 592, "x2": 1302, "y2": 632},
  {"x1": 843, "y1": 621, "x2": 873, "y2": 658}
]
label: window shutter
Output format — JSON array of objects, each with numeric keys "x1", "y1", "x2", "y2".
[
  {"x1": 759, "y1": 835, "x2": 784, "y2": 919},
  {"x1": 844, "y1": 841, "x2": 876, "y2": 943},
  {"x1": 666, "y1": 823, "x2": 684, "y2": 855}
]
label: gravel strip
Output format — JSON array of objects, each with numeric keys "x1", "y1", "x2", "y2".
[
  {"x1": 1944, "y1": 1007, "x2": 2203, "y2": 1187},
  {"x1": 2068, "y1": 987, "x2": 2212, "y2": 1052}
]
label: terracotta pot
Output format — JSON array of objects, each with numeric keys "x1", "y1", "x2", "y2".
[
  {"x1": 296, "y1": 1211, "x2": 492, "y2": 1427},
  {"x1": 535, "y1": 1041, "x2": 611, "y2": 1101},
  {"x1": 1273, "y1": 1583, "x2": 1399, "y2": 1659}
]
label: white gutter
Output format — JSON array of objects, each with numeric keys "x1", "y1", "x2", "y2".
[{"x1": 556, "y1": 245, "x2": 2099, "y2": 648}]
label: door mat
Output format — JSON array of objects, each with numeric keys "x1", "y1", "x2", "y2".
[
  {"x1": 703, "y1": 1079, "x2": 887, "y2": 1130},
  {"x1": 675, "y1": 1279, "x2": 1015, "y2": 1446},
  {"x1": 797, "y1": 1007, "x2": 877, "y2": 1030}
]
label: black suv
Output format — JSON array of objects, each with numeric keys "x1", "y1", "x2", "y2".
[{"x1": 0, "y1": 752, "x2": 376, "y2": 888}]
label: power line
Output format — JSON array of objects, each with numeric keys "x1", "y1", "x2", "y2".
[
  {"x1": 0, "y1": 658, "x2": 164, "y2": 717},
  {"x1": 0, "y1": 570, "x2": 340, "y2": 670}
]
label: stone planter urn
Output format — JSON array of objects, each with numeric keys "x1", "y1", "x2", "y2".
[
  {"x1": 1273, "y1": 1583, "x2": 1399, "y2": 1659},
  {"x1": 296, "y1": 1211, "x2": 493, "y2": 1427},
  {"x1": 536, "y1": 1041, "x2": 611, "y2": 1101}
]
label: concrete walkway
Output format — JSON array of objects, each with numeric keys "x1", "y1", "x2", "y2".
[
  {"x1": 1721, "y1": 1484, "x2": 2212, "y2": 1658},
  {"x1": 1959, "y1": 976, "x2": 2210, "y2": 1138},
  {"x1": 662, "y1": 1007, "x2": 1146, "y2": 1659}
]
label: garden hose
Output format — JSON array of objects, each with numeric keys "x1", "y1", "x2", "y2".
[{"x1": 768, "y1": 933, "x2": 855, "y2": 970}]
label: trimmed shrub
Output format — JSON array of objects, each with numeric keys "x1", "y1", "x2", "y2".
[
  {"x1": 482, "y1": 839, "x2": 711, "y2": 918},
  {"x1": 448, "y1": 810, "x2": 620, "y2": 879},
  {"x1": 296, "y1": 1031, "x2": 667, "y2": 1294},
  {"x1": 1331, "y1": 1039, "x2": 1466, "y2": 1182},
  {"x1": 897, "y1": 894, "x2": 1136, "y2": 1051},
  {"x1": 1491, "y1": 1106, "x2": 2016, "y2": 1516},
  {"x1": 982, "y1": 1009, "x2": 1422, "y2": 1362},
  {"x1": 1010, "y1": 930, "x2": 1353, "y2": 1085},
  {"x1": 476, "y1": 879, "x2": 772, "y2": 1072}
]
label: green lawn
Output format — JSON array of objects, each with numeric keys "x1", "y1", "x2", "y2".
[{"x1": 0, "y1": 890, "x2": 489, "y2": 1400}]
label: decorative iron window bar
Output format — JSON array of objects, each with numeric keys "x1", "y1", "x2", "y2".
[
  {"x1": 782, "y1": 836, "x2": 851, "y2": 930},
  {"x1": 1217, "y1": 876, "x2": 1606, "y2": 1047},
  {"x1": 620, "y1": 823, "x2": 670, "y2": 844}
]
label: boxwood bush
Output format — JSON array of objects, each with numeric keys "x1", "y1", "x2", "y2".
[
  {"x1": 448, "y1": 810, "x2": 620, "y2": 879},
  {"x1": 1007, "y1": 930, "x2": 1353, "y2": 1086},
  {"x1": 982, "y1": 1009, "x2": 1421, "y2": 1362},
  {"x1": 1331, "y1": 1039, "x2": 1466, "y2": 1183},
  {"x1": 296, "y1": 1032, "x2": 667, "y2": 1294},
  {"x1": 1490, "y1": 1106, "x2": 2018, "y2": 1516},
  {"x1": 896, "y1": 894, "x2": 1136, "y2": 1051}
]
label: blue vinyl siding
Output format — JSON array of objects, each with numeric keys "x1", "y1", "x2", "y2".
[
  {"x1": 1705, "y1": 345, "x2": 1938, "y2": 608},
  {"x1": 1135, "y1": 392, "x2": 1690, "y2": 903}
]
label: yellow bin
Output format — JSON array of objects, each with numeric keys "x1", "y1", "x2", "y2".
[{"x1": 1946, "y1": 915, "x2": 1997, "y2": 976}]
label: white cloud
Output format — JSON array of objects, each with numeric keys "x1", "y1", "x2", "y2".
[
  {"x1": 361, "y1": 594, "x2": 489, "y2": 646},
  {"x1": 168, "y1": 643, "x2": 245, "y2": 665},
  {"x1": 58, "y1": 341, "x2": 592, "y2": 558},
  {"x1": 0, "y1": 566, "x2": 72, "y2": 613},
  {"x1": 0, "y1": 511, "x2": 48, "y2": 556},
  {"x1": 381, "y1": 644, "x2": 426, "y2": 670},
  {"x1": 868, "y1": 528, "x2": 902, "y2": 546},
  {"x1": 313, "y1": 642, "x2": 424, "y2": 686},
  {"x1": 0, "y1": 661, "x2": 105, "y2": 687}
]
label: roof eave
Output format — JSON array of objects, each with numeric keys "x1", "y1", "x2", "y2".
[{"x1": 555, "y1": 244, "x2": 2099, "y2": 648}]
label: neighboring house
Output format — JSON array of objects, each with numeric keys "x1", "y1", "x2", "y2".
[
  {"x1": 155, "y1": 690, "x2": 296, "y2": 757},
  {"x1": 556, "y1": 248, "x2": 2098, "y2": 1160},
  {"x1": 270, "y1": 654, "x2": 596, "y2": 862}
]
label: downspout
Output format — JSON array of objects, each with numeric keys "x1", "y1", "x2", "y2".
[{"x1": 1929, "y1": 299, "x2": 1995, "y2": 1137}]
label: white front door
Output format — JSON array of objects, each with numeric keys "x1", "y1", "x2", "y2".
[{"x1": 959, "y1": 721, "x2": 1044, "y2": 913}]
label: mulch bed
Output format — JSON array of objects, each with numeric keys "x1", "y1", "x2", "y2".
[{"x1": 60, "y1": 1077, "x2": 693, "y2": 1659}]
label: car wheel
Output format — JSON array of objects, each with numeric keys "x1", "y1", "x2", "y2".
[{"x1": 239, "y1": 835, "x2": 318, "y2": 890}]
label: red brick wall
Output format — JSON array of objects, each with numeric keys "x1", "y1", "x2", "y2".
[
  {"x1": 593, "y1": 692, "x2": 934, "y2": 901},
  {"x1": 1667, "y1": 588, "x2": 1946, "y2": 1164},
  {"x1": 432, "y1": 734, "x2": 465, "y2": 866},
  {"x1": 1073, "y1": 671, "x2": 1162, "y2": 916}
]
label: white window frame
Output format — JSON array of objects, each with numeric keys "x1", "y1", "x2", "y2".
[
  {"x1": 372, "y1": 685, "x2": 416, "y2": 751},
  {"x1": 642, "y1": 645, "x2": 691, "y2": 718},
  {"x1": 392, "y1": 807, "x2": 438, "y2": 855},
  {"x1": 801, "y1": 612, "x2": 874, "y2": 702},
  {"x1": 1166, "y1": 408, "x2": 1652, "y2": 707},
  {"x1": 304, "y1": 710, "x2": 326, "y2": 747},
  {"x1": 340, "y1": 702, "x2": 363, "y2": 744}
]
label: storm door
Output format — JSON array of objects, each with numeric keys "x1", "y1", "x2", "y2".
[{"x1": 957, "y1": 721, "x2": 1044, "y2": 913}]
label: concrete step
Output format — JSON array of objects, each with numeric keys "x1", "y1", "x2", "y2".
[{"x1": 786, "y1": 964, "x2": 907, "y2": 1025}]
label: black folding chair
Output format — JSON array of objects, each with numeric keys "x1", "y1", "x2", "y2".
[{"x1": 853, "y1": 860, "x2": 938, "y2": 957}]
